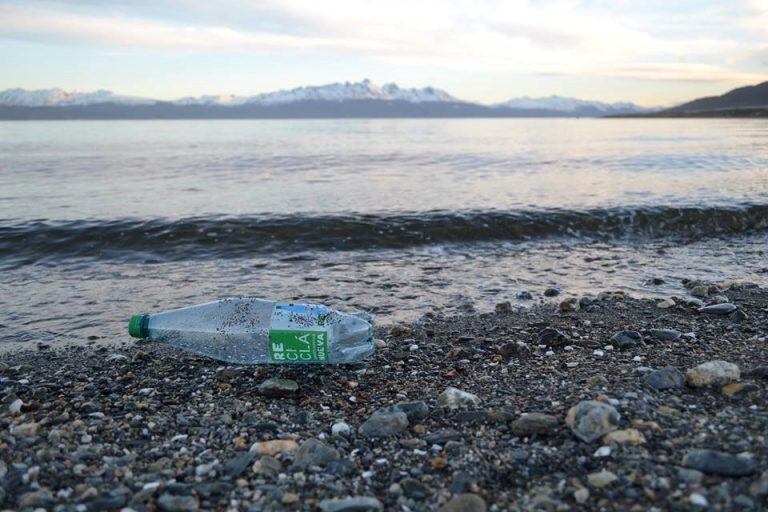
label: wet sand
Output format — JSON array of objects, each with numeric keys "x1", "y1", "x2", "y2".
[{"x1": 1, "y1": 281, "x2": 767, "y2": 511}]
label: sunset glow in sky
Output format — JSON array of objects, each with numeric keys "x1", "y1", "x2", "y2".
[{"x1": 1, "y1": 0, "x2": 767, "y2": 106}]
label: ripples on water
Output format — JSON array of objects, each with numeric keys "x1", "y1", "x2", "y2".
[{"x1": 0, "y1": 119, "x2": 767, "y2": 345}]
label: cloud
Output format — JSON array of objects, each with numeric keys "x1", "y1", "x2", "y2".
[{"x1": 0, "y1": 0, "x2": 762, "y2": 85}]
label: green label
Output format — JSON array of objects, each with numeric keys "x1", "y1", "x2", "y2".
[{"x1": 269, "y1": 329, "x2": 329, "y2": 362}]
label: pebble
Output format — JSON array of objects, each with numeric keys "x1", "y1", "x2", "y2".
[
  {"x1": 649, "y1": 329, "x2": 682, "y2": 342},
  {"x1": 690, "y1": 285, "x2": 709, "y2": 297},
  {"x1": 611, "y1": 330, "x2": 642, "y2": 350},
  {"x1": 594, "y1": 446, "x2": 611, "y2": 457},
  {"x1": 565, "y1": 400, "x2": 621, "y2": 442},
  {"x1": 536, "y1": 327, "x2": 569, "y2": 347},
  {"x1": 11, "y1": 421, "x2": 39, "y2": 438},
  {"x1": 498, "y1": 341, "x2": 531, "y2": 359},
  {"x1": 544, "y1": 288, "x2": 560, "y2": 297},
  {"x1": 678, "y1": 468, "x2": 704, "y2": 484},
  {"x1": 645, "y1": 366, "x2": 685, "y2": 390},
  {"x1": 495, "y1": 301, "x2": 513, "y2": 313},
  {"x1": 689, "y1": 493, "x2": 708, "y2": 507},
  {"x1": 156, "y1": 493, "x2": 199, "y2": 512},
  {"x1": 559, "y1": 297, "x2": 580, "y2": 312},
  {"x1": 437, "y1": 387, "x2": 481, "y2": 409},
  {"x1": 656, "y1": 298, "x2": 676, "y2": 309},
  {"x1": 440, "y1": 493, "x2": 487, "y2": 512},
  {"x1": 509, "y1": 413, "x2": 560, "y2": 436},
  {"x1": 252, "y1": 455, "x2": 281, "y2": 477},
  {"x1": 750, "y1": 470, "x2": 768, "y2": 497},
  {"x1": 373, "y1": 400, "x2": 430, "y2": 421},
  {"x1": 358, "y1": 411, "x2": 409, "y2": 437},
  {"x1": 7, "y1": 397, "x2": 23, "y2": 415},
  {"x1": 602, "y1": 428, "x2": 646, "y2": 445},
  {"x1": 400, "y1": 478, "x2": 431, "y2": 500},
  {"x1": 574, "y1": 488, "x2": 590, "y2": 504},
  {"x1": 331, "y1": 422, "x2": 351, "y2": 437},
  {"x1": 17, "y1": 488, "x2": 55, "y2": 509},
  {"x1": 258, "y1": 377, "x2": 298, "y2": 398},
  {"x1": 699, "y1": 303, "x2": 738, "y2": 315},
  {"x1": 517, "y1": 290, "x2": 534, "y2": 300},
  {"x1": 293, "y1": 438, "x2": 339, "y2": 468},
  {"x1": 721, "y1": 382, "x2": 759, "y2": 398},
  {"x1": 249, "y1": 439, "x2": 299, "y2": 456},
  {"x1": 746, "y1": 365, "x2": 768, "y2": 379},
  {"x1": 587, "y1": 469, "x2": 618, "y2": 488},
  {"x1": 318, "y1": 497, "x2": 383, "y2": 512},
  {"x1": 682, "y1": 449, "x2": 757, "y2": 477},
  {"x1": 685, "y1": 360, "x2": 740, "y2": 387}
]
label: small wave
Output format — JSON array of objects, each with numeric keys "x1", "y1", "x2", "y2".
[{"x1": 1, "y1": 204, "x2": 767, "y2": 265}]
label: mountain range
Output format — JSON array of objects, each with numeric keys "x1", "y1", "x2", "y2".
[{"x1": 0, "y1": 79, "x2": 651, "y2": 119}]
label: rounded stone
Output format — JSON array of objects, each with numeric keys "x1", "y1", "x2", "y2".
[{"x1": 565, "y1": 400, "x2": 620, "y2": 443}]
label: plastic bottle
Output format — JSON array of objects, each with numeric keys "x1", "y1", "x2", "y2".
[{"x1": 128, "y1": 298, "x2": 374, "y2": 364}]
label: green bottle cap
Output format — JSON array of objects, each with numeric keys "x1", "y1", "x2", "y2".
[{"x1": 128, "y1": 314, "x2": 150, "y2": 338}]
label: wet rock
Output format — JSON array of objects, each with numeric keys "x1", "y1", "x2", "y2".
[
  {"x1": 602, "y1": 428, "x2": 646, "y2": 445},
  {"x1": 499, "y1": 341, "x2": 532, "y2": 359},
  {"x1": 699, "y1": 303, "x2": 737, "y2": 315},
  {"x1": 645, "y1": 367, "x2": 685, "y2": 390},
  {"x1": 17, "y1": 488, "x2": 55, "y2": 509},
  {"x1": 656, "y1": 298, "x2": 676, "y2": 309},
  {"x1": 359, "y1": 411, "x2": 409, "y2": 437},
  {"x1": 649, "y1": 329, "x2": 682, "y2": 342},
  {"x1": 685, "y1": 361, "x2": 740, "y2": 387},
  {"x1": 157, "y1": 493, "x2": 199, "y2": 512},
  {"x1": 293, "y1": 438, "x2": 340, "y2": 468},
  {"x1": 745, "y1": 366, "x2": 768, "y2": 380},
  {"x1": 223, "y1": 451, "x2": 256, "y2": 478},
  {"x1": 750, "y1": 471, "x2": 768, "y2": 497},
  {"x1": 690, "y1": 285, "x2": 709, "y2": 297},
  {"x1": 682, "y1": 449, "x2": 757, "y2": 477},
  {"x1": 536, "y1": 327, "x2": 569, "y2": 347},
  {"x1": 258, "y1": 378, "x2": 298, "y2": 398},
  {"x1": 510, "y1": 413, "x2": 560, "y2": 436},
  {"x1": 565, "y1": 400, "x2": 620, "y2": 442},
  {"x1": 544, "y1": 288, "x2": 560, "y2": 297},
  {"x1": 721, "y1": 382, "x2": 759, "y2": 398},
  {"x1": 373, "y1": 400, "x2": 429, "y2": 422},
  {"x1": 731, "y1": 309, "x2": 749, "y2": 324},
  {"x1": 10, "y1": 421, "x2": 39, "y2": 438},
  {"x1": 252, "y1": 455, "x2": 281, "y2": 477},
  {"x1": 249, "y1": 439, "x2": 299, "y2": 456},
  {"x1": 454, "y1": 409, "x2": 513, "y2": 424},
  {"x1": 440, "y1": 493, "x2": 487, "y2": 512},
  {"x1": 318, "y1": 497, "x2": 383, "y2": 512},
  {"x1": 437, "y1": 387, "x2": 481, "y2": 409},
  {"x1": 495, "y1": 301, "x2": 513, "y2": 313},
  {"x1": 678, "y1": 468, "x2": 704, "y2": 484},
  {"x1": 559, "y1": 297, "x2": 580, "y2": 313},
  {"x1": 517, "y1": 291, "x2": 534, "y2": 300},
  {"x1": 685, "y1": 297, "x2": 706, "y2": 308},
  {"x1": 400, "y1": 478, "x2": 431, "y2": 500},
  {"x1": 611, "y1": 330, "x2": 642, "y2": 350},
  {"x1": 587, "y1": 470, "x2": 618, "y2": 488}
]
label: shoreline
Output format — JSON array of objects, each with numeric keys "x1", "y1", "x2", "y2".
[{"x1": 2, "y1": 282, "x2": 767, "y2": 510}]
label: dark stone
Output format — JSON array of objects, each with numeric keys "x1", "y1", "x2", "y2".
[
  {"x1": 510, "y1": 413, "x2": 560, "y2": 436},
  {"x1": 544, "y1": 288, "x2": 560, "y2": 297},
  {"x1": 611, "y1": 330, "x2": 643, "y2": 350},
  {"x1": 440, "y1": 494, "x2": 487, "y2": 512},
  {"x1": 745, "y1": 366, "x2": 768, "y2": 380},
  {"x1": 731, "y1": 309, "x2": 749, "y2": 324},
  {"x1": 536, "y1": 327, "x2": 569, "y2": 347},
  {"x1": 223, "y1": 451, "x2": 256, "y2": 478},
  {"x1": 258, "y1": 378, "x2": 298, "y2": 398},
  {"x1": 156, "y1": 493, "x2": 199, "y2": 512},
  {"x1": 425, "y1": 429, "x2": 463, "y2": 444},
  {"x1": 645, "y1": 367, "x2": 685, "y2": 390},
  {"x1": 359, "y1": 411, "x2": 409, "y2": 437},
  {"x1": 292, "y1": 438, "x2": 339, "y2": 469},
  {"x1": 495, "y1": 301, "x2": 513, "y2": 313},
  {"x1": 682, "y1": 449, "x2": 757, "y2": 477},
  {"x1": 326, "y1": 459, "x2": 357, "y2": 476},
  {"x1": 648, "y1": 329, "x2": 682, "y2": 342},
  {"x1": 499, "y1": 341, "x2": 532, "y2": 359},
  {"x1": 450, "y1": 471, "x2": 474, "y2": 494},
  {"x1": 318, "y1": 497, "x2": 383, "y2": 512},
  {"x1": 453, "y1": 409, "x2": 513, "y2": 424},
  {"x1": 373, "y1": 401, "x2": 429, "y2": 422},
  {"x1": 400, "y1": 478, "x2": 431, "y2": 500},
  {"x1": 517, "y1": 291, "x2": 534, "y2": 300}
]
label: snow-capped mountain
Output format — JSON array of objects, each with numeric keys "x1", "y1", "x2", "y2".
[
  {"x1": 173, "y1": 80, "x2": 459, "y2": 106},
  {"x1": 496, "y1": 95, "x2": 649, "y2": 114},
  {"x1": 0, "y1": 88, "x2": 154, "y2": 107}
]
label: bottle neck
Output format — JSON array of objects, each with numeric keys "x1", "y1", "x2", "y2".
[{"x1": 128, "y1": 314, "x2": 150, "y2": 338}]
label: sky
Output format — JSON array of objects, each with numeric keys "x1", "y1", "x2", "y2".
[{"x1": 0, "y1": 0, "x2": 766, "y2": 106}]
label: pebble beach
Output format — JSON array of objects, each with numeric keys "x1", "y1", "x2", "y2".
[{"x1": 2, "y1": 279, "x2": 767, "y2": 511}]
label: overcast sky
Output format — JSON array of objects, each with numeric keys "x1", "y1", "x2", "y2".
[{"x1": 1, "y1": 0, "x2": 766, "y2": 106}]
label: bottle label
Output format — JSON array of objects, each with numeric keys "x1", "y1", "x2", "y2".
[{"x1": 268, "y1": 304, "x2": 330, "y2": 363}]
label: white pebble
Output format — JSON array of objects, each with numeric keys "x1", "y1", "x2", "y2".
[
  {"x1": 348, "y1": 396, "x2": 357, "y2": 403},
  {"x1": 8, "y1": 398, "x2": 22, "y2": 415},
  {"x1": 171, "y1": 434, "x2": 188, "y2": 442},
  {"x1": 603, "y1": 345, "x2": 614, "y2": 351},
  {"x1": 632, "y1": 356, "x2": 642, "y2": 362},
  {"x1": 545, "y1": 350, "x2": 555, "y2": 356},
  {"x1": 361, "y1": 470, "x2": 374, "y2": 479},
  {"x1": 331, "y1": 422, "x2": 351, "y2": 437},
  {"x1": 409, "y1": 344, "x2": 419, "y2": 351},
  {"x1": 564, "y1": 346, "x2": 574, "y2": 352},
  {"x1": 413, "y1": 449, "x2": 427, "y2": 456},
  {"x1": 689, "y1": 493, "x2": 708, "y2": 507},
  {"x1": 593, "y1": 350, "x2": 604, "y2": 357},
  {"x1": 593, "y1": 446, "x2": 612, "y2": 458}
]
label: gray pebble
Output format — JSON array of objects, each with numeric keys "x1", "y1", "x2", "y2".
[
  {"x1": 682, "y1": 449, "x2": 757, "y2": 477},
  {"x1": 645, "y1": 367, "x2": 685, "y2": 390},
  {"x1": 318, "y1": 497, "x2": 383, "y2": 512}
]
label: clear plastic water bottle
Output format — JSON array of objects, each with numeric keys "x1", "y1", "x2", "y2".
[{"x1": 128, "y1": 298, "x2": 374, "y2": 364}]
